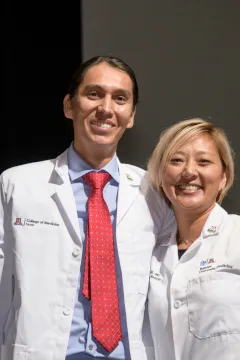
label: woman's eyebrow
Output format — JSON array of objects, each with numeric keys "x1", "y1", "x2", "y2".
[{"x1": 173, "y1": 150, "x2": 213, "y2": 155}]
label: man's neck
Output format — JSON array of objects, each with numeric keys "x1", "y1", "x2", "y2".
[{"x1": 73, "y1": 142, "x2": 116, "y2": 170}]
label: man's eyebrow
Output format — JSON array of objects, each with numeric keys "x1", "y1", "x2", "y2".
[
  {"x1": 83, "y1": 84, "x2": 104, "y2": 92},
  {"x1": 83, "y1": 84, "x2": 131, "y2": 96},
  {"x1": 114, "y1": 89, "x2": 131, "y2": 97}
]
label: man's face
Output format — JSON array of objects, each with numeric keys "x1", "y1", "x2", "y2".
[{"x1": 64, "y1": 63, "x2": 136, "y2": 155}]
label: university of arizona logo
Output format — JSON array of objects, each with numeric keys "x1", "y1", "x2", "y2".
[
  {"x1": 14, "y1": 217, "x2": 25, "y2": 226},
  {"x1": 13, "y1": 217, "x2": 59, "y2": 227}
]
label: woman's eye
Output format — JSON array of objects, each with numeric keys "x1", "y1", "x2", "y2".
[
  {"x1": 199, "y1": 159, "x2": 211, "y2": 164},
  {"x1": 170, "y1": 158, "x2": 183, "y2": 163}
]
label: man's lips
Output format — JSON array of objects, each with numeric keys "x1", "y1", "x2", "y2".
[{"x1": 90, "y1": 120, "x2": 114, "y2": 129}]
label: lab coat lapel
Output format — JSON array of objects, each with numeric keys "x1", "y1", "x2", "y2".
[
  {"x1": 117, "y1": 163, "x2": 140, "y2": 226},
  {"x1": 49, "y1": 150, "x2": 81, "y2": 246},
  {"x1": 160, "y1": 226, "x2": 179, "y2": 275}
]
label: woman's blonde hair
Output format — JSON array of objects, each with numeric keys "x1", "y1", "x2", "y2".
[{"x1": 147, "y1": 118, "x2": 235, "y2": 204}]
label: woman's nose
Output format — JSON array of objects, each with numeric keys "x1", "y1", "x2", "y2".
[{"x1": 182, "y1": 162, "x2": 198, "y2": 179}]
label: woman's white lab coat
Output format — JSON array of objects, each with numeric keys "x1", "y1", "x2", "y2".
[{"x1": 148, "y1": 204, "x2": 240, "y2": 360}]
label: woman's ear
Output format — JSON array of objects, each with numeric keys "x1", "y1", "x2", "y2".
[
  {"x1": 219, "y1": 170, "x2": 227, "y2": 192},
  {"x1": 63, "y1": 94, "x2": 73, "y2": 119}
]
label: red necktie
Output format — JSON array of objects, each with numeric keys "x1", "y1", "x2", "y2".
[{"x1": 82, "y1": 171, "x2": 122, "y2": 352}]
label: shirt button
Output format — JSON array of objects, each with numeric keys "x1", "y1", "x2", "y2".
[
  {"x1": 88, "y1": 345, "x2": 93, "y2": 351},
  {"x1": 72, "y1": 248, "x2": 80, "y2": 257},
  {"x1": 63, "y1": 308, "x2": 72, "y2": 316},
  {"x1": 174, "y1": 300, "x2": 181, "y2": 309}
]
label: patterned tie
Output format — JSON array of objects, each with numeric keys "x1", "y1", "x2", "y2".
[{"x1": 82, "y1": 171, "x2": 122, "y2": 352}]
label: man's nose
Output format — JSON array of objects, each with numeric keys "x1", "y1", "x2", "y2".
[{"x1": 97, "y1": 96, "x2": 114, "y2": 118}]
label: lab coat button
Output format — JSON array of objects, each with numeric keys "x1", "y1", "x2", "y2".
[
  {"x1": 72, "y1": 248, "x2": 80, "y2": 257},
  {"x1": 174, "y1": 300, "x2": 181, "y2": 309},
  {"x1": 88, "y1": 345, "x2": 93, "y2": 351},
  {"x1": 63, "y1": 308, "x2": 72, "y2": 316}
]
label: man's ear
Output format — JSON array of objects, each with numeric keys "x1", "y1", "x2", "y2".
[
  {"x1": 126, "y1": 107, "x2": 136, "y2": 129},
  {"x1": 63, "y1": 94, "x2": 73, "y2": 119}
]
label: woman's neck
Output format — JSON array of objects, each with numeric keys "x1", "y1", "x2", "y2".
[{"x1": 174, "y1": 205, "x2": 215, "y2": 249}]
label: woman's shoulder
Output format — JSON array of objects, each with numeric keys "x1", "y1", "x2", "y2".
[
  {"x1": 226, "y1": 212, "x2": 240, "y2": 226},
  {"x1": 223, "y1": 213, "x2": 240, "y2": 253}
]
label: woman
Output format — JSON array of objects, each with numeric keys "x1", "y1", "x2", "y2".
[{"x1": 147, "y1": 118, "x2": 240, "y2": 360}]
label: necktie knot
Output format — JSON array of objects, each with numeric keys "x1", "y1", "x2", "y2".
[{"x1": 83, "y1": 171, "x2": 111, "y2": 190}]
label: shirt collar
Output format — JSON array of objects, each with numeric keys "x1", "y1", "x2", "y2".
[{"x1": 67, "y1": 143, "x2": 120, "y2": 184}]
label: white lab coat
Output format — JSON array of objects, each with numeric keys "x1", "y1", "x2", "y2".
[
  {"x1": 148, "y1": 203, "x2": 240, "y2": 360},
  {"x1": 0, "y1": 150, "x2": 174, "y2": 360}
]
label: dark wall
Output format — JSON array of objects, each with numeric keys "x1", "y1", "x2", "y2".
[
  {"x1": 82, "y1": 0, "x2": 240, "y2": 213},
  {"x1": 3, "y1": 1, "x2": 239, "y2": 213},
  {"x1": 3, "y1": 1, "x2": 82, "y2": 173}
]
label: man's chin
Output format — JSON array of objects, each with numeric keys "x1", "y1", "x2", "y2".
[{"x1": 90, "y1": 134, "x2": 120, "y2": 147}]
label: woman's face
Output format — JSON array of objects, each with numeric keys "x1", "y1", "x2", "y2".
[{"x1": 161, "y1": 134, "x2": 227, "y2": 215}]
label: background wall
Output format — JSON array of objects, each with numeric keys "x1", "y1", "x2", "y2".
[
  {"x1": 3, "y1": 1, "x2": 239, "y2": 213},
  {"x1": 3, "y1": 1, "x2": 82, "y2": 172},
  {"x1": 82, "y1": 0, "x2": 240, "y2": 213}
]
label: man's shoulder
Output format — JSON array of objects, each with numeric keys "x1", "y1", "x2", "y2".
[
  {"x1": 0, "y1": 158, "x2": 56, "y2": 186},
  {"x1": 120, "y1": 162, "x2": 158, "y2": 195},
  {"x1": 120, "y1": 162, "x2": 170, "y2": 205},
  {"x1": 120, "y1": 163, "x2": 146, "y2": 179}
]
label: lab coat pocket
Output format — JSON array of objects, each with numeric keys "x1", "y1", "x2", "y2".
[
  {"x1": 133, "y1": 232, "x2": 156, "y2": 295},
  {"x1": 187, "y1": 273, "x2": 240, "y2": 339}
]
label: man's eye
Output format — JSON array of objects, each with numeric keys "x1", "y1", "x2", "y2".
[
  {"x1": 116, "y1": 95, "x2": 127, "y2": 103},
  {"x1": 88, "y1": 91, "x2": 99, "y2": 98}
]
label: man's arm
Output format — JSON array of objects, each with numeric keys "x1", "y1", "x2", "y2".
[
  {"x1": 141, "y1": 172, "x2": 175, "y2": 239},
  {"x1": 0, "y1": 175, "x2": 13, "y2": 350},
  {"x1": 0, "y1": 176, "x2": 6, "y2": 348},
  {"x1": 0, "y1": 178, "x2": 5, "y2": 281}
]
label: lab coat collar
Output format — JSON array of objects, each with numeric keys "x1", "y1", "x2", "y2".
[
  {"x1": 160, "y1": 226, "x2": 178, "y2": 247},
  {"x1": 67, "y1": 144, "x2": 120, "y2": 184},
  {"x1": 116, "y1": 161, "x2": 142, "y2": 225},
  {"x1": 160, "y1": 203, "x2": 227, "y2": 246},
  {"x1": 117, "y1": 159, "x2": 142, "y2": 186},
  {"x1": 51, "y1": 150, "x2": 141, "y2": 186},
  {"x1": 159, "y1": 204, "x2": 228, "y2": 271},
  {"x1": 201, "y1": 203, "x2": 227, "y2": 239},
  {"x1": 49, "y1": 150, "x2": 82, "y2": 246},
  {"x1": 51, "y1": 150, "x2": 141, "y2": 230},
  {"x1": 50, "y1": 150, "x2": 69, "y2": 184}
]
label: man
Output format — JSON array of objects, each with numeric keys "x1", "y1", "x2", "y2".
[{"x1": 0, "y1": 56, "x2": 174, "y2": 360}]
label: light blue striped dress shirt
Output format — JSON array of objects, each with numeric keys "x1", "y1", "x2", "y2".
[{"x1": 66, "y1": 144, "x2": 131, "y2": 360}]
